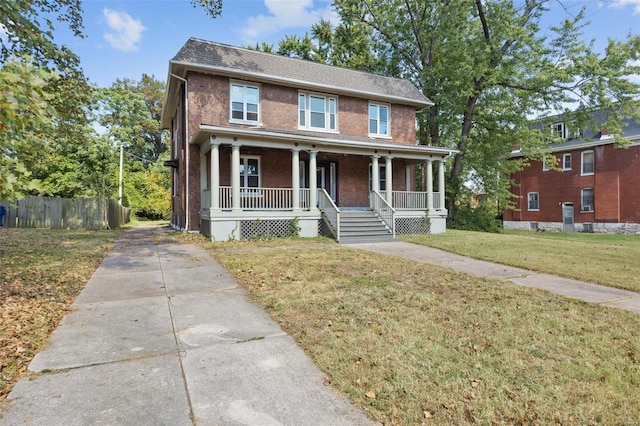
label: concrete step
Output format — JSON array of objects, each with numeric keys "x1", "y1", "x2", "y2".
[
  {"x1": 338, "y1": 209, "x2": 393, "y2": 244},
  {"x1": 339, "y1": 235, "x2": 398, "y2": 244}
]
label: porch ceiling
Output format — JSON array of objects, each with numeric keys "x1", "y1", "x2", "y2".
[{"x1": 191, "y1": 125, "x2": 457, "y2": 161}]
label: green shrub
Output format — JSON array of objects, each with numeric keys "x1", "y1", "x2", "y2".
[{"x1": 448, "y1": 201, "x2": 503, "y2": 233}]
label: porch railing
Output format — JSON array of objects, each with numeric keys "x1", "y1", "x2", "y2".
[
  {"x1": 218, "y1": 187, "x2": 310, "y2": 210},
  {"x1": 318, "y1": 188, "x2": 340, "y2": 241},
  {"x1": 380, "y1": 191, "x2": 441, "y2": 210},
  {"x1": 370, "y1": 191, "x2": 395, "y2": 237}
]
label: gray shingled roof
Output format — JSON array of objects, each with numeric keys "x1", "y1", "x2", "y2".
[
  {"x1": 511, "y1": 109, "x2": 640, "y2": 157},
  {"x1": 170, "y1": 38, "x2": 432, "y2": 107}
]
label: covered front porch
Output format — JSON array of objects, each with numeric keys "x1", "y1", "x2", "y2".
[{"x1": 192, "y1": 125, "x2": 454, "y2": 241}]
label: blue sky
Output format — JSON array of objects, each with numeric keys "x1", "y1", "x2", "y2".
[{"x1": 51, "y1": 0, "x2": 640, "y2": 88}]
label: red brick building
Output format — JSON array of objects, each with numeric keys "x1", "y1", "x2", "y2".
[
  {"x1": 161, "y1": 39, "x2": 456, "y2": 242},
  {"x1": 504, "y1": 113, "x2": 640, "y2": 232}
]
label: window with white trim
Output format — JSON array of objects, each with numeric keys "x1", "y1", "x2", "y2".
[
  {"x1": 528, "y1": 192, "x2": 539, "y2": 211},
  {"x1": 239, "y1": 156, "x2": 260, "y2": 189},
  {"x1": 230, "y1": 83, "x2": 259, "y2": 123},
  {"x1": 551, "y1": 122, "x2": 568, "y2": 139},
  {"x1": 569, "y1": 120, "x2": 583, "y2": 139},
  {"x1": 563, "y1": 153, "x2": 572, "y2": 171},
  {"x1": 542, "y1": 161, "x2": 549, "y2": 171},
  {"x1": 298, "y1": 92, "x2": 337, "y2": 131},
  {"x1": 368, "y1": 164, "x2": 387, "y2": 191},
  {"x1": 581, "y1": 188, "x2": 594, "y2": 212},
  {"x1": 581, "y1": 150, "x2": 594, "y2": 175},
  {"x1": 369, "y1": 103, "x2": 390, "y2": 137}
]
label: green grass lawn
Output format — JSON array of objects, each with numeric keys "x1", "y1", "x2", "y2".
[
  {"x1": 402, "y1": 229, "x2": 640, "y2": 292},
  {"x1": 201, "y1": 237, "x2": 640, "y2": 425}
]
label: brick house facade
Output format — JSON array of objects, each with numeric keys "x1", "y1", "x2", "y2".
[
  {"x1": 504, "y1": 113, "x2": 640, "y2": 232},
  {"x1": 161, "y1": 38, "x2": 456, "y2": 242}
]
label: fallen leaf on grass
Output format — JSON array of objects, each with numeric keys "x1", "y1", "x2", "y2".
[{"x1": 365, "y1": 390, "x2": 376, "y2": 399}]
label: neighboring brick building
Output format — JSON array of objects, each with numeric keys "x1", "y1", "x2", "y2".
[
  {"x1": 160, "y1": 38, "x2": 456, "y2": 242},
  {"x1": 504, "y1": 112, "x2": 640, "y2": 232}
]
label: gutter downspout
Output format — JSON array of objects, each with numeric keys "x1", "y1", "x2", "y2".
[{"x1": 171, "y1": 73, "x2": 189, "y2": 231}]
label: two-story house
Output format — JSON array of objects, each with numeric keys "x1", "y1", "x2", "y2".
[
  {"x1": 504, "y1": 111, "x2": 640, "y2": 232},
  {"x1": 161, "y1": 38, "x2": 456, "y2": 242}
]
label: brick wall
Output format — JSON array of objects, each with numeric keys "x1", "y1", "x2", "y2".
[
  {"x1": 185, "y1": 72, "x2": 418, "y2": 144},
  {"x1": 506, "y1": 143, "x2": 640, "y2": 225}
]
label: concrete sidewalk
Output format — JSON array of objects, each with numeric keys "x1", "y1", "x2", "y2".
[
  {"x1": 345, "y1": 240, "x2": 640, "y2": 314},
  {"x1": 0, "y1": 225, "x2": 375, "y2": 426}
]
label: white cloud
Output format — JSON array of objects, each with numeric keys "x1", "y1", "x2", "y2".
[
  {"x1": 240, "y1": 0, "x2": 339, "y2": 43},
  {"x1": 608, "y1": 0, "x2": 640, "y2": 14},
  {"x1": 102, "y1": 8, "x2": 146, "y2": 52}
]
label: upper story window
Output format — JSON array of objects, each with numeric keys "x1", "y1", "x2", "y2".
[
  {"x1": 569, "y1": 121, "x2": 583, "y2": 139},
  {"x1": 551, "y1": 122, "x2": 568, "y2": 139},
  {"x1": 369, "y1": 103, "x2": 390, "y2": 137},
  {"x1": 542, "y1": 161, "x2": 549, "y2": 171},
  {"x1": 563, "y1": 153, "x2": 572, "y2": 171},
  {"x1": 528, "y1": 192, "x2": 539, "y2": 211},
  {"x1": 581, "y1": 150, "x2": 594, "y2": 175},
  {"x1": 230, "y1": 83, "x2": 259, "y2": 123},
  {"x1": 299, "y1": 92, "x2": 337, "y2": 132}
]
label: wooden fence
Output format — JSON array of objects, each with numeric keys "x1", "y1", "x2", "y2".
[{"x1": 0, "y1": 197, "x2": 131, "y2": 230}]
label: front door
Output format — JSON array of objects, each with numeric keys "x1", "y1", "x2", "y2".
[
  {"x1": 562, "y1": 203, "x2": 574, "y2": 232},
  {"x1": 317, "y1": 162, "x2": 337, "y2": 203}
]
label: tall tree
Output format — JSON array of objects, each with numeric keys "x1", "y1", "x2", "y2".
[
  {"x1": 1, "y1": 0, "x2": 222, "y2": 201},
  {"x1": 0, "y1": 0, "x2": 84, "y2": 73},
  {"x1": 253, "y1": 17, "x2": 380, "y2": 73},
  {"x1": 99, "y1": 75, "x2": 167, "y2": 165},
  {"x1": 332, "y1": 0, "x2": 640, "y2": 220},
  {"x1": 0, "y1": 59, "x2": 56, "y2": 199},
  {"x1": 0, "y1": 0, "x2": 96, "y2": 199}
]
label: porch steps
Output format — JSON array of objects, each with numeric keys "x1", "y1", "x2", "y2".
[{"x1": 338, "y1": 210, "x2": 396, "y2": 244}]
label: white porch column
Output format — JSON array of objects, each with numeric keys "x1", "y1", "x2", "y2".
[
  {"x1": 426, "y1": 159, "x2": 434, "y2": 211},
  {"x1": 438, "y1": 158, "x2": 446, "y2": 210},
  {"x1": 371, "y1": 154, "x2": 380, "y2": 192},
  {"x1": 405, "y1": 164, "x2": 411, "y2": 191},
  {"x1": 385, "y1": 156, "x2": 393, "y2": 206},
  {"x1": 231, "y1": 143, "x2": 241, "y2": 211},
  {"x1": 292, "y1": 147, "x2": 301, "y2": 211},
  {"x1": 309, "y1": 150, "x2": 318, "y2": 209},
  {"x1": 200, "y1": 148, "x2": 207, "y2": 208},
  {"x1": 210, "y1": 139, "x2": 220, "y2": 209}
]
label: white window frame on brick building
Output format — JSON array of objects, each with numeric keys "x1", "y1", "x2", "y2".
[
  {"x1": 298, "y1": 92, "x2": 337, "y2": 132},
  {"x1": 581, "y1": 188, "x2": 594, "y2": 212},
  {"x1": 581, "y1": 150, "x2": 594, "y2": 175},
  {"x1": 551, "y1": 122, "x2": 568, "y2": 139},
  {"x1": 230, "y1": 82, "x2": 260, "y2": 124},
  {"x1": 563, "y1": 153, "x2": 572, "y2": 170},
  {"x1": 239, "y1": 155, "x2": 261, "y2": 193},
  {"x1": 527, "y1": 192, "x2": 540, "y2": 211},
  {"x1": 368, "y1": 102, "x2": 390, "y2": 137}
]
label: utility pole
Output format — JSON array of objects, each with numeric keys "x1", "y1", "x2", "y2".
[{"x1": 118, "y1": 145, "x2": 124, "y2": 205}]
